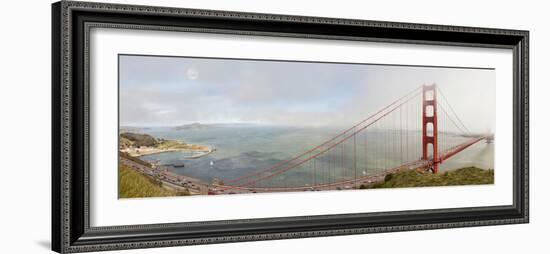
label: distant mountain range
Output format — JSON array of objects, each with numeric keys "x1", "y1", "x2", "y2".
[
  {"x1": 120, "y1": 126, "x2": 150, "y2": 133},
  {"x1": 122, "y1": 123, "x2": 259, "y2": 132},
  {"x1": 173, "y1": 122, "x2": 209, "y2": 131}
]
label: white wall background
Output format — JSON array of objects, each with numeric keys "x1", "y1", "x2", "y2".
[{"x1": 0, "y1": 0, "x2": 546, "y2": 253}]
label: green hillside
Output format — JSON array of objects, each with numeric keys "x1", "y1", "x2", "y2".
[
  {"x1": 120, "y1": 132, "x2": 158, "y2": 147},
  {"x1": 361, "y1": 167, "x2": 494, "y2": 189},
  {"x1": 118, "y1": 164, "x2": 174, "y2": 198}
]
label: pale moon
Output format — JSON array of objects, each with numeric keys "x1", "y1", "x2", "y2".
[{"x1": 186, "y1": 68, "x2": 199, "y2": 80}]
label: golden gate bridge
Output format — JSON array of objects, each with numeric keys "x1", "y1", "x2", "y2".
[{"x1": 210, "y1": 84, "x2": 491, "y2": 194}]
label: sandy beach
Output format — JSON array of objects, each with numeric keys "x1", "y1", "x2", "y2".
[{"x1": 121, "y1": 145, "x2": 213, "y2": 157}]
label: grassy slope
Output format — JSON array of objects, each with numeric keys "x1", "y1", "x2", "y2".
[
  {"x1": 119, "y1": 152, "x2": 152, "y2": 167},
  {"x1": 120, "y1": 132, "x2": 158, "y2": 147},
  {"x1": 362, "y1": 167, "x2": 494, "y2": 189},
  {"x1": 118, "y1": 164, "x2": 175, "y2": 198}
]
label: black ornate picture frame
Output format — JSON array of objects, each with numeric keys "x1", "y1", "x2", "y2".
[{"x1": 51, "y1": 1, "x2": 529, "y2": 253}]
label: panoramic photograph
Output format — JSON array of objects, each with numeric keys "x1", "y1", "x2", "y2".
[{"x1": 118, "y1": 54, "x2": 495, "y2": 198}]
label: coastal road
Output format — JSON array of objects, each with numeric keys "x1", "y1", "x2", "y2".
[{"x1": 120, "y1": 157, "x2": 210, "y2": 195}]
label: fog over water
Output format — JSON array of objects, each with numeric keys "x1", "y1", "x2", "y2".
[{"x1": 120, "y1": 55, "x2": 495, "y2": 133}]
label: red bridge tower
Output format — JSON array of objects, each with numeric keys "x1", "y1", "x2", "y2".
[{"x1": 422, "y1": 84, "x2": 439, "y2": 173}]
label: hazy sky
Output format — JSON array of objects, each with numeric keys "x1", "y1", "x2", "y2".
[{"x1": 119, "y1": 55, "x2": 495, "y2": 133}]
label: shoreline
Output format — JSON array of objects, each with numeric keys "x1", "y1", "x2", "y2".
[
  {"x1": 121, "y1": 146, "x2": 214, "y2": 157},
  {"x1": 120, "y1": 132, "x2": 214, "y2": 158}
]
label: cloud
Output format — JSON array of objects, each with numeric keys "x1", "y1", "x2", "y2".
[
  {"x1": 186, "y1": 67, "x2": 199, "y2": 80},
  {"x1": 119, "y1": 55, "x2": 495, "y2": 132}
]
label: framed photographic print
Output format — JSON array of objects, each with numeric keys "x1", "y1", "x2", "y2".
[{"x1": 51, "y1": 1, "x2": 529, "y2": 253}]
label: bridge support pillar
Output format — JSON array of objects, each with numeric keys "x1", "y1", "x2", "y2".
[{"x1": 422, "y1": 84, "x2": 439, "y2": 173}]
